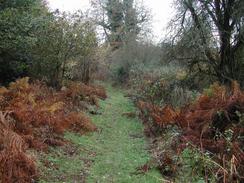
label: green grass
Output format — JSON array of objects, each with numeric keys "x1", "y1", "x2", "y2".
[{"x1": 38, "y1": 84, "x2": 162, "y2": 183}]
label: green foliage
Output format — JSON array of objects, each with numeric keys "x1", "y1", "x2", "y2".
[
  {"x1": 178, "y1": 148, "x2": 216, "y2": 182},
  {"x1": 0, "y1": 0, "x2": 44, "y2": 84},
  {"x1": 30, "y1": 11, "x2": 97, "y2": 86},
  {"x1": 114, "y1": 66, "x2": 129, "y2": 84},
  {"x1": 0, "y1": 1, "x2": 97, "y2": 86}
]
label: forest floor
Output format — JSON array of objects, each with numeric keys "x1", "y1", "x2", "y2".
[{"x1": 38, "y1": 84, "x2": 163, "y2": 183}]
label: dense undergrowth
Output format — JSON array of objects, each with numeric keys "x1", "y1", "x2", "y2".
[
  {"x1": 137, "y1": 81, "x2": 244, "y2": 182},
  {"x1": 0, "y1": 77, "x2": 106, "y2": 183}
]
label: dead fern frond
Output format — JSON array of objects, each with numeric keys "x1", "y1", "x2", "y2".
[
  {"x1": 137, "y1": 81, "x2": 244, "y2": 181},
  {"x1": 0, "y1": 78, "x2": 101, "y2": 182}
]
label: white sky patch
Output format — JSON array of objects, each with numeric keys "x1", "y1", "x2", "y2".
[
  {"x1": 47, "y1": 0, "x2": 175, "y2": 42},
  {"x1": 143, "y1": 0, "x2": 175, "y2": 41},
  {"x1": 47, "y1": 0, "x2": 90, "y2": 12}
]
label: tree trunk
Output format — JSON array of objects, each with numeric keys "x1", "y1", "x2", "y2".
[{"x1": 218, "y1": 30, "x2": 235, "y2": 83}]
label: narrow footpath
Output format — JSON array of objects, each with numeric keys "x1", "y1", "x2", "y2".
[
  {"x1": 85, "y1": 84, "x2": 162, "y2": 182},
  {"x1": 39, "y1": 84, "x2": 162, "y2": 183}
]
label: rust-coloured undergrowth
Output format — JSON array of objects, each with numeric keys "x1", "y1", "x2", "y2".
[
  {"x1": 0, "y1": 78, "x2": 106, "y2": 183},
  {"x1": 137, "y1": 82, "x2": 244, "y2": 182}
]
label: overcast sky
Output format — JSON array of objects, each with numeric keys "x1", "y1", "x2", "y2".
[{"x1": 47, "y1": 0, "x2": 175, "y2": 42}]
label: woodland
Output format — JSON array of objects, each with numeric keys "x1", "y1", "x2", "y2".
[{"x1": 0, "y1": 0, "x2": 243, "y2": 182}]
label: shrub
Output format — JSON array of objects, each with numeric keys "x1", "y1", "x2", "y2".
[
  {"x1": 129, "y1": 64, "x2": 198, "y2": 107},
  {"x1": 137, "y1": 81, "x2": 244, "y2": 182}
]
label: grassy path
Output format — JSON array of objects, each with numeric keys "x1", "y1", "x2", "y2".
[{"x1": 39, "y1": 84, "x2": 162, "y2": 183}]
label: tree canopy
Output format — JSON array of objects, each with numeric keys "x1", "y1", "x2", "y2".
[
  {"x1": 92, "y1": 0, "x2": 150, "y2": 49},
  {"x1": 170, "y1": 0, "x2": 244, "y2": 84}
]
